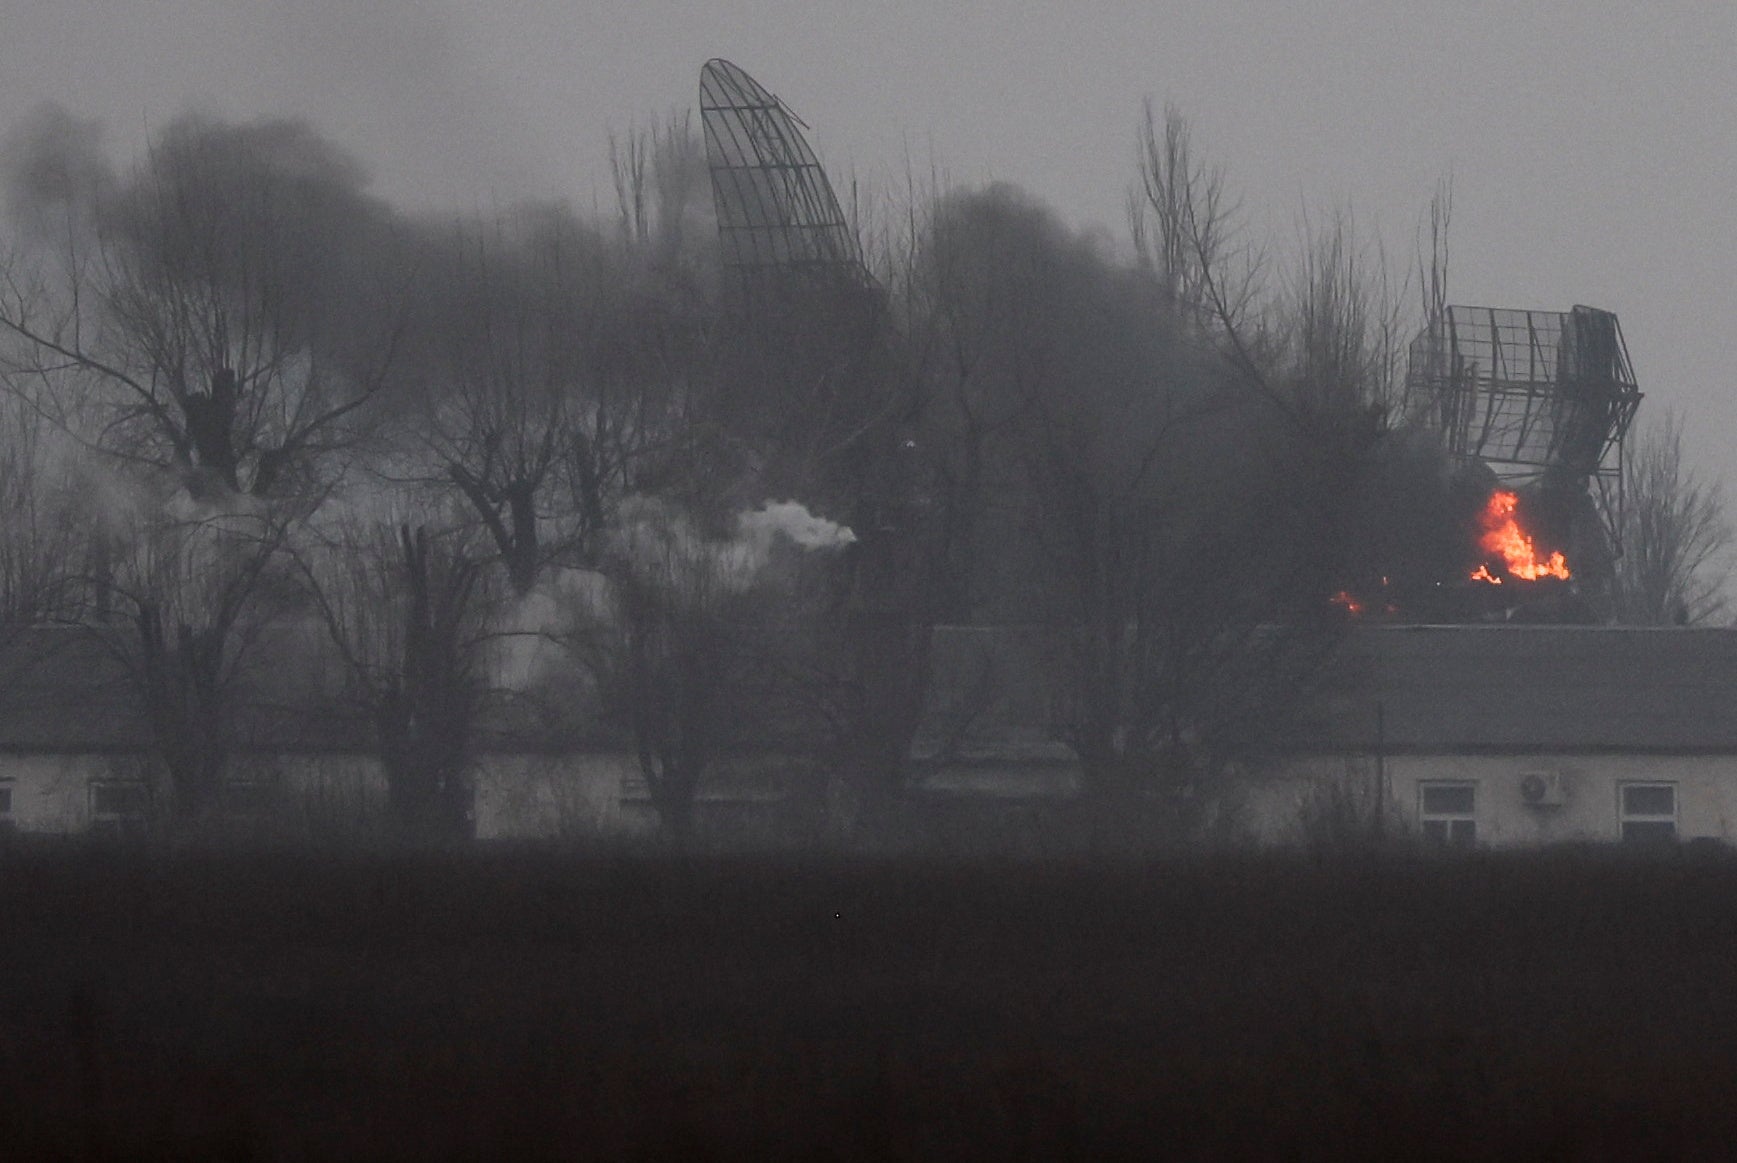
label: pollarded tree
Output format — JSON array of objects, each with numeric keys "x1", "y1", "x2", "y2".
[
  {"x1": 303, "y1": 517, "x2": 495, "y2": 838},
  {"x1": 412, "y1": 208, "x2": 611, "y2": 596},
  {"x1": 88, "y1": 494, "x2": 296, "y2": 824},
  {"x1": 563, "y1": 496, "x2": 858, "y2": 844},
  {"x1": 0, "y1": 111, "x2": 410, "y2": 827},
  {"x1": 410, "y1": 155, "x2": 720, "y2": 598},
  {"x1": 580, "y1": 498, "x2": 765, "y2": 844},
  {"x1": 0, "y1": 110, "x2": 405, "y2": 503}
]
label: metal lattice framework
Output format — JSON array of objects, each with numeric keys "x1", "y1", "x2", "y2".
[
  {"x1": 1405, "y1": 304, "x2": 1641, "y2": 521},
  {"x1": 700, "y1": 59, "x2": 864, "y2": 291}
]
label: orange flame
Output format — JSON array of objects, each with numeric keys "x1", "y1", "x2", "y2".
[
  {"x1": 1469, "y1": 490, "x2": 1570, "y2": 583},
  {"x1": 1330, "y1": 590, "x2": 1364, "y2": 615}
]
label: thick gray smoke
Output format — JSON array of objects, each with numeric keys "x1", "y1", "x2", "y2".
[
  {"x1": 2, "y1": 110, "x2": 403, "y2": 529},
  {"x1": 1, "y1": 103, "x2": 114, "y2": 238},
  {"x1": 909, "y1": 182, "x2": 1257, "y2": 621},
  {"x1": 911, "y1": 180, "x2": 1469, "y2": 625},
  {"x1": 0, "y1": 105, "x2": 715, "y2": 661}
]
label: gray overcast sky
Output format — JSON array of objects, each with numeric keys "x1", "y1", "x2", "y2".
[{"x1": 5, "y1": 1, "x2": 1735, "y2": 493}]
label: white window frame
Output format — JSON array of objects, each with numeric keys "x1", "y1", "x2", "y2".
[
  {"x1": 1419, "y1": 781, "x2": 1477, "y2": 847},
  {"x1": 1619, "y1": 782, "x2": 1677, "y2": 845}
]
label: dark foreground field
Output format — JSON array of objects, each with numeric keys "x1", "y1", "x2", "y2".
[{"x1": 5, "y1": 845, "x2": 1737, "y2": 1159}]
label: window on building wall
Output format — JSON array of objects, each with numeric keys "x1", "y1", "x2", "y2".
[
  {"x1": 1419, "y1": 782, "x2": 1477, "y2": 846},
  {"x1": 90, "y1": 780, "x2": 150, "y2": 839},
  {"x1": 1620, "y1": 783, "x2": 1677, "y2": 845}
]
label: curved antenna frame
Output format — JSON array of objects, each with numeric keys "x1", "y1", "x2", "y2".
[
  {"x1": 700, "y1": 59, "x2": 864, "y2": 293},
  {"x1": 1404, "y1": 303, "x2": 1642, "y2": 546}
]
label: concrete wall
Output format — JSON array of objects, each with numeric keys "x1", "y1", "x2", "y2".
[
  {"x1": 472, "y1": 753, "x2": 649, "y2": 840},
  {"x1": 1246, "y1": 753, "x2": 1737, "y2": 846},
  {"x1": 0, "y1": 754, "x2": 122, "y2": 832},
  {"x1": 0, "y1": 752, "x2": 387, "y2": 836},
  {"x1": 249, "y1": 755, "x2": 389, "y2": 837},
  {"x1": 9, "y1": 745, "x2": 1737, "y2": 848},
  {"x1": 0, "y1": 749, "x2": 746, "y2": 841}
]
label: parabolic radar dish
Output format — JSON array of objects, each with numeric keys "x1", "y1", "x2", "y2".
[
  {"x1": 1403, "y1": 304, "x2": 1641, "y2": 549},
  {"x1": 700, "y1": 59, "x2": 865, "y2": 290}
]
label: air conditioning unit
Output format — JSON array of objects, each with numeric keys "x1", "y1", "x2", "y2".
[{"x1": 1520, "y1": 770, "x2": 1566, "y2": 808}]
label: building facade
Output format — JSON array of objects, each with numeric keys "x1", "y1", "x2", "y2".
[
  {"x1": 2, "y1": 624, "x2": 1734, "y2": 847},
  {"x1": 1254, "y1": 625, "x2": 1737, "y2": 847}
]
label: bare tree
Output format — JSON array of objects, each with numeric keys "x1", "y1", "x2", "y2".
[
  {"x1": 0, "y1": 396, "x2": 82, "y2": 629},
  {"x1": 902, "y1": 184, "x2": 1339, "y2": 830},
  {"x1": 304, "y1": 518, "x2": 494, "y2": 837},
  {"x1": 1132, "y1": 106, "x2": 1469, "y2": 611},
  {"x1": 920, "y1": 117, "x2": 1445, "y2": 825},
  {"x1": 1615, "y1": 411, "x2": 1732, "y2": 625},
  {"x1": 1417, "y1": 179, "x2": 1452, "y2": 352},
  {"x1": 610, "y1": 112, "x2": 713, "y2": 273},
  {"x1": 580, "y1": 500, "x2": 765, "y2": 844},
  {"x1": 1128, "y1": 101, "x2": 1268, "y2": 377},
  {"x1": 87, "y1": 499, "x2": 294, "y2": 824},
  {"x1": 409, "y1": 160, "x2": 723, "y2": 600},
  {"x1": 1282, "y1": 208, "x2": 1406, "y2": 421},
  {"x1": 0, "y1": 394, "x2": 106, "y2": 775},
  {"x1": 413, "y1": 210, "x2": 608, "y2": 596},
  {"x1": 900, "y1": 182, "x2": 1044, "y2": 622},
  {"x1": 0, "y1": 112, "x2": 416, "y2": 829}
]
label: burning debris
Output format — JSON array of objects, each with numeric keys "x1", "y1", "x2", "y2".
[
  {"x1": 1469, "y1": 490, "x2": 1570, "y2": 584},
  {"x1": 1329, "y1": 578, "x2": 1398, "y2": 619},
  {"x1": 1330, "y1": 481, "x2": 1586, "y2": 621}
]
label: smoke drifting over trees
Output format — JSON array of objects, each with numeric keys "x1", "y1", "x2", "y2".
[
  {"x1": 2, "y1": 109, "x2": 404, "y2": 500},
  {"x1": 0, "y1": 95, "x2": 1709, "y2": 842}
]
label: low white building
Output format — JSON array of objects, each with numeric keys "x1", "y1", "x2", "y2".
[
  {"x1": 920, "y1": 623, "x2": 1737, "y2": 848},
  {"x1": 2, "y1": 622, "x2": 1734, "y2": 847},
  {"x1": 1256, "y1": 625, "x2": 1737, "y2": 847}
]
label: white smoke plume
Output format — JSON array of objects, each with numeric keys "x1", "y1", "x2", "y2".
[
  {"x1": 738, "y1": 500, "x2": 858, "y2": 552},
  {"x1": 606, "y1": 496, "x2": 849, "y2": 590},
  {"x1": 488, "y1": 499, "x2": 855, "y2": 692}
]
